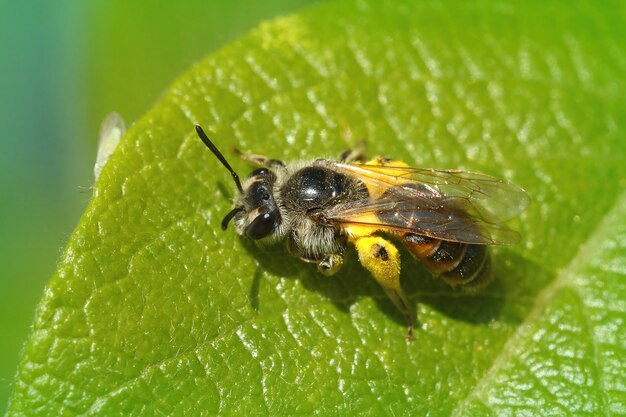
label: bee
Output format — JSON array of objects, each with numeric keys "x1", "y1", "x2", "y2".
[{"x1": 195, "y1": 125, "x2": 530, "y2": 339}]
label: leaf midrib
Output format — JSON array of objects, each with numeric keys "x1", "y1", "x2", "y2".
[{"x1": 450, "y1": 187, "x2": 626, "y2": 415}]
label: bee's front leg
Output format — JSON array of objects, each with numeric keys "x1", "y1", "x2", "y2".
[
  {"x1": 351, "y1": 235, "x2": 414, "y2": 340},
  {"x1": 232, "y1": 148, "x2": 285, "y2": 169}
]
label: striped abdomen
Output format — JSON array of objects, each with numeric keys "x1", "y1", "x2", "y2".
[{"x1": 399, "y1": 233, "x2": 492, "y2": 290}]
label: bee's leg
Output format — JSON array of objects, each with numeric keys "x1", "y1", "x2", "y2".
[
  {"x1": 352, "y1": 235, "x2": 414, "y2": 340},
  {"x1": 287, "y1": 233, "x2": 344, "y2": 276},
  {"x1": 317, "y1": 253, "x2": 344, "y2": 276},
  {"x1": 339, "y1": 140, "x2": 367, "y2": 162},
  {"x1": 232, "y1": 148, "x2": 286, "y2": 169}
]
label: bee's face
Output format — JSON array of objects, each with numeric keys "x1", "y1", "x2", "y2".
[{"x1": 224, "y1": 168, "x2": 282, "y2": 240}]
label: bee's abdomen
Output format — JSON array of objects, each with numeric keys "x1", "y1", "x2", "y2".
[{"x1": 400, "y1": 233, "x2": 492, "y2": 289}]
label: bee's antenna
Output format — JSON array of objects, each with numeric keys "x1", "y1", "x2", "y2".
[
  {"x1": 221, "y1": 207, "x2": 244, "y2": 230},
  {"x1": 195, "y1": 125, "x2": 243, "y2": 194}
]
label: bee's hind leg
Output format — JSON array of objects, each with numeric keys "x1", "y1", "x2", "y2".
[{"x1": 351, "y1": 235, "x2": 414, "y2": 340}]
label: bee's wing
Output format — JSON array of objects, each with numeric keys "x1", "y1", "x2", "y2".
[{"x1": 326, "y1": 162, "x2": 530, "y2": 245}]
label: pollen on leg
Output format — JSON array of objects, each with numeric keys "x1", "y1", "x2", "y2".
[
  {"x1": 351, "y1": 235, "x2": 414, "y2": 338},
  {"x1": 372, "y1": 244, "x2": 389, "y2": 261},
  {"x1": 353, "y1": 237, "x2": 401, "y2": 289}
]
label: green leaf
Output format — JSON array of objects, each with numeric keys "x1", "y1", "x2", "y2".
[{"x1": 7, "y1": 0, "x2": 626, "y2": 415}]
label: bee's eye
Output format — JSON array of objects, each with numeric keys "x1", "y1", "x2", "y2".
[
  {"x1": 249, "y1": 168, "x2": 269, "y2": 177},
  {"x1": 245, "y1": 207, "x2": 279, "y2": 240},
  {"x1": 248, "y1": 181, "x2": 274, "y2": 204}
]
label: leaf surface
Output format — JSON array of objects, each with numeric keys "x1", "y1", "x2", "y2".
[{"x1": 7, "y1": 0, "x2": 626, "y2": 415}]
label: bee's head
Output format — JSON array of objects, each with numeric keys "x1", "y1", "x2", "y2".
[
  {"x1": 228, "y1": 168, "x2": 281, "y2": 239},
  {"x1": 195, "y1": 125, "x2": 281, "y2": 240}
]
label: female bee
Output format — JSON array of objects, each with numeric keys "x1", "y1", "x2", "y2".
[{"x1": 195, "y1": 125, "x2": 529, "y2": 339}]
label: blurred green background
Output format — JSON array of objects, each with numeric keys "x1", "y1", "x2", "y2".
[{"x1": 0, "y1": 0, "x2": 320, "y2": 411}]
